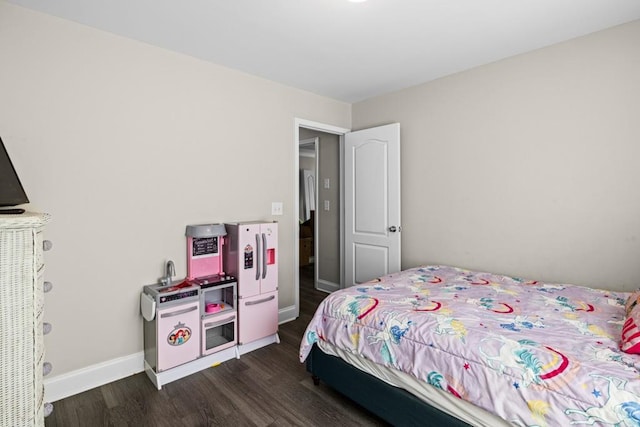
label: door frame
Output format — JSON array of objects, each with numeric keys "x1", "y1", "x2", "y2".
[{"x1": 293, "y1": 118, "x2": 350, "y2": 319}]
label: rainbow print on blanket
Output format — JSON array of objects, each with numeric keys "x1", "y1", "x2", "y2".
[{"x1": 299, "y1": 265, "x2": 640, "y2": 426}]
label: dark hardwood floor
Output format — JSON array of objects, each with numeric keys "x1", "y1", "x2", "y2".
[{"x1": 45, "y1": 265, "x2": 387, "y2": 426}]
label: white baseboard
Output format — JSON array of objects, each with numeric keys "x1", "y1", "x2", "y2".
[
  {"x1": 44, "y1": 351, "x2": 144, "y2": 402},
  {"x1": 278, "y1": 304, "x2": 297, "y2": 323},
  {"x1": 317, "y1": 279, "x2": 339, "y2": 293},
  {"x1": 45, "y1": 306, "x2": 299, "y2": 402}
]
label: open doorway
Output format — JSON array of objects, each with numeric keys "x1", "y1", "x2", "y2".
[
  {"x1": 298, "y1": 128, "x2": 341, "y2": 293},
  {"x1": 293, "y1": 119, "x2": 349, "y2": 319}
]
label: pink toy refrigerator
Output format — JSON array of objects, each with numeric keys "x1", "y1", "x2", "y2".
[{"x1": 224, "y1": 221, "x2": 278, "y2": 346}]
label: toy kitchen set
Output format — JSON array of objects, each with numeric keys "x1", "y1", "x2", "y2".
[{"x1": 140, "y1": 221, "x2": 279, "y2": 389}]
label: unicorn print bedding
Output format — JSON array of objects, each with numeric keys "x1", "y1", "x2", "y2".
[{"x1": 299, "y1": 265, "x2": 640, "y2": 426}]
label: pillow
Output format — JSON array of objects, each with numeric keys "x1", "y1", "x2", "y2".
[{"x1": 621, "y1": 290, "x2": 640, "y2": 354}]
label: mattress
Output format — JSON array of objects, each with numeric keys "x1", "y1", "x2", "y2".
[
  {"x1": 300, "y1": 265, "x2": 640, "y2": 425},
  {"x1": 316, "y1": 340, "x2": 509, "y2": 426}
]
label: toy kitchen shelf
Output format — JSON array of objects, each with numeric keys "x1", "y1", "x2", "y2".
[
  {"x1": 198, "y1": 278, "x2": 235, "y2": 317},
  {"x1": 197, "y1": 278, "x2": 237, "y2": 357}
]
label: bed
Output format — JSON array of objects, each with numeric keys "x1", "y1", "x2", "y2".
[{"x1": 299, "y1": 265, "x2": 640, "y2": 426}]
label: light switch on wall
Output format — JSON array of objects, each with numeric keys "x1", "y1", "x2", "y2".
[
  {"x1": 324, "y1": 178, "x2": 330, "y2": 189},
  {"x1": 272, "y1": 202, "x2": 283, "y2": 215}
]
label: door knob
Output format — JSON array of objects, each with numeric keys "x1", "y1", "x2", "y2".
[{"x1": 389, "y1": 226, "x2": 398, "y2": 232}]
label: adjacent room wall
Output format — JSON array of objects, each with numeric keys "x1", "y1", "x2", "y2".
[
  {"x1": 0, "y1": 2, "x2": 350, "y2": 379},
  {"x1": 317, "y1": 132, "x2": 341, "y2": 286},
  {"x1": 353, "y1": 20, "x2": 640, "y2": 291},
  {"x1": 299, "y1": 129, "x2": 341, "y2": 286}
]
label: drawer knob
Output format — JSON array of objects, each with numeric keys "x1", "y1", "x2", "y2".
[
  {"x1": 43, "y1": 361, "x2": 53, "y2": 376},
  {"x1": 43, "y1": 322, "x2": 52, "y2": 335},
  {"x1": 43, "y1": 240, "x2": 53, "y2": 251},
  {"x1": 43, "y1": 281, "x2": 53, "y2": 293},
  {"x1": 44, "y1": 402, "x2": 54, "y2": 417}
]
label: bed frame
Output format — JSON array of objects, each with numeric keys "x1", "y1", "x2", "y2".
[{"x1": 306, "y1": 344, "x2": 471, "y2": 426}]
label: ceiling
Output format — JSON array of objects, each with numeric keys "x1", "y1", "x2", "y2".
[{"x1": 7, "y1": 0, "x2": 640, "y2": 103}]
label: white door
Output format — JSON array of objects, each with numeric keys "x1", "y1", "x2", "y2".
[{"x1": 344, "y1": 123, "x2": 401, "y2": 287}]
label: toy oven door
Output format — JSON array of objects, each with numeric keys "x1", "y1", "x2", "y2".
[{"x1": 201, "y1": 312, "x2": 237, "y2": 356}]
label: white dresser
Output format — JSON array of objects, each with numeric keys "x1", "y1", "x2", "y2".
[{"x1": 0, "y1": 212, "x2": 52, "y2": 427}]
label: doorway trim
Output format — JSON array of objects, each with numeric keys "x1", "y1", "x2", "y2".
[{"x1": 293, "y1": 118, "x2": 350, "y2": 319}]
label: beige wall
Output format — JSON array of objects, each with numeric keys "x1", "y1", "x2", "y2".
[
  {"x1": 0, "y1": 2, "x2": 350, "y2": 376},
  {"x1": 353, "y1": 20, "x2": 640, "y2": 291}
]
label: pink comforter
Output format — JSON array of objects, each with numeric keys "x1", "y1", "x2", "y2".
[{"x1": 300, "y1": 265, "x2": 640, "y2": 425}]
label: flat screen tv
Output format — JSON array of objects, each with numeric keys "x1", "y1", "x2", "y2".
[{"x1": 0, "y1": 136, "x2": 29, "y2": 212}]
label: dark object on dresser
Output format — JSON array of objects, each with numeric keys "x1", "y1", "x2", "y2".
[{"x1": 0, "y1": 136, "x2": 29, "y2": 208}]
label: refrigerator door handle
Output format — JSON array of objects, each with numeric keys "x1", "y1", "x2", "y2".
[
  {"x1": 245, "y1": 295, "x2": 275, "y2": 306},
  {"x1": 262, "y1": 233, "x2": 267, "y2": 279},
  {"x1": 255, "y1": 233, "x2": 261, "y2": 281}
]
